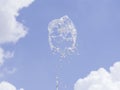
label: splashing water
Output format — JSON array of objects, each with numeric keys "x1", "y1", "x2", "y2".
[
  {"x1": 48, "y1": 15, "x2": 78, "y2": 90},
  {"x1": 48, "y1": 15, "x2": 77, "y2": 57}
]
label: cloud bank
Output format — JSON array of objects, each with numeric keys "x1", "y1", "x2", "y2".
[
  {"x1": 74, "y1": 62, "x2": 120, "y2": 90},
  {"x1": 0, "y1": 0, "x2": 34, "y2": 89},
  {"x1": 0, "y1": 0, "x2": 34, "y2": 65}
]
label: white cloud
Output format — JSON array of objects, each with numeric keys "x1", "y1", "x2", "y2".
[
  {"x1": 0, "y1": 0, "x2": 34, "y2": 65},
  {"x1": 74, "y1": 62, "x2": 120, "y2": 90},
  {"x1": 0, "y1": 48, "x2": 14, "y2": 66},
  {"x1": 0, "y1": 81, "x2": 23, "y2": 90},
  {"x1": 0, "y1": 67, "x2": 17, "y2": 78},
  {"x1": 0, "y1": 0, "x2": 34, "y2": 89},
  {"x1": 0, "y1": 0, "x2": 34, "y2": 44}
]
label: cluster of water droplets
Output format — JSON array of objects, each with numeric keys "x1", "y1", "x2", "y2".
[
  {"x1": 48, "y1": 15, "x2": 77, "y2": 90},
  {"x1": 48, "y1": 15, "x2": 77, "y2": 58}
]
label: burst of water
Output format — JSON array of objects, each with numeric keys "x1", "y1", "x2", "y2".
[
  {"x1": 48, "y1": 15, "x2": 78, "y2": 90},
  {"x1": 48, "y1": 15, "x2": 77, "y2": 57}
]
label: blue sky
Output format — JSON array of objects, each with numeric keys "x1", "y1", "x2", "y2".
[{"x1": 0, "y1": 0, "x2": 120, "y2": 90}]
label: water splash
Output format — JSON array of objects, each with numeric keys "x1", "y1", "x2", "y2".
[
  {"x1": 48, "y1": 15, "x2": 77, "y2": 57},
  {"x1": 48, "y1": 15, "x2": 78, "y2": 90}
]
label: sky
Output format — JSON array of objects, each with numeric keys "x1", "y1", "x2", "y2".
[{"x1": 0, "y1": 0, "x2": 120, "y2": 90}]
